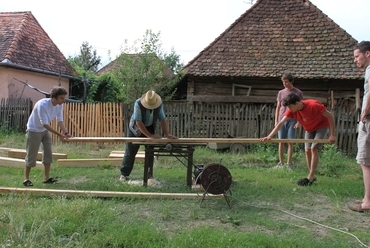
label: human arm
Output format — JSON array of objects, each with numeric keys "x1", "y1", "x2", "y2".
[
  {"x1": 275, "y1": 101, "x2": 281, "y2": 126},
  {"x1": 160, "y1": 119, "x2": 177, "y2": 139},
  {"x1": 42, "y1": 123, "x2": 69, "y2": 140},
  {"x1": 57, "y1": 121, "x2": 73, "y2": 138},
  {"x1": 361, "y1": 78, "x2": 370, "y2": 122},
  {"x1": 322, "y1": 110, "x2": 336, "y2": 144},
  {"x1": 260, "y1": 116, "x2": 289, "y2": 142},
  {"x1": 135, "y1": 120, "x2": 161, "y2": 139}
]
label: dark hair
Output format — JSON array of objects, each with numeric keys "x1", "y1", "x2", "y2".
[
  {"x1": 50, "y1": 87, "x2": 67, "y2": 98},
  {"x1": 281, "y1": 73, "x2": 294, "y2": 83},
  {"x1": 282, "y1": 93, "x2": 300, "y2": 107},
  {"x1": 354, "y1": 41, "x2": 370, "y2": 53}
]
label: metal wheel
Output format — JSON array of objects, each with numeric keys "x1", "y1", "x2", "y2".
[{"x1": 200, "y1": 163, "x2": 232, "y2": 194}]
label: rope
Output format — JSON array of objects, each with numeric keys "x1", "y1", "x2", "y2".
[{"x1": 230, "y1": 196, "x2": 369, "y2": 248}]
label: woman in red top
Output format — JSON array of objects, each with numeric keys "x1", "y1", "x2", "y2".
[{"x1": 260, "y1": 93, "x2": 336, "y2": 186}]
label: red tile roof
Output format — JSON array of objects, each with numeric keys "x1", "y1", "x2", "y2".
[
  {"x1": 0, "y1": 11, "x2": 75, "y2": 77},
  {"x1": 183, "y1": 0, "x2": 363, "y2": 80}
]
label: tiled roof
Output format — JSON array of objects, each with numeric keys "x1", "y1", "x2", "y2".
[
  {"x1": 0, "y1": 11, "x2": 75, "y2": 77},
  {"x1": 183, "y1": 0, "x2": 363, "y2": 80}
]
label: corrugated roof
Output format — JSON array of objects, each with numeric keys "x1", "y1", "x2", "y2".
[
  {"x1": 0, "y1": 11, "x2": 75, "y2": 76},
  {"x1": 183, "y1": 0, "x2": 363, "y2": 80}
]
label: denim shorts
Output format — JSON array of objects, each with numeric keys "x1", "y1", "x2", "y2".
[{"x1": 278, "y1": 119, "x2": 297, "y2": 139}]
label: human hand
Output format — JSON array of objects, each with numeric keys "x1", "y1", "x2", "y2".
[
  {"x1": 259, "y1": 136, "x2": 271, "y2": 142},
  {"x1": 148, "y1": 133, "x2": 162, "y2": 139},
  {"x1": 166, "y1": 134, "x2": 178, "y2": 139},
  {"x1": 328, "y1": 135, "x2": 336, "y2": 144},
  {"x1": 65, "y1": 133, "x2": 73, "y2": 139}
]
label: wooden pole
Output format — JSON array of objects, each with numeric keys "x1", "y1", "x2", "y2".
[
  {"x1": 65, "y1": 137, "x2": 330, "y2": 144},
  {"x1": 0, "y1": 187, "x2": 223, "y2": 199}
]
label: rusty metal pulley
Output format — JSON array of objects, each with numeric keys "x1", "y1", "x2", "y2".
[{"x1": 199, "y1": 163, "x2": 232, "y2": 195}]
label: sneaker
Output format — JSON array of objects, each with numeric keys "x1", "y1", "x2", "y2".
[
  {"x1": 119, "y1": 175, "x2": 128, "y2": 182},
  {"x1": 285, "y1": 163, "x2": 293, "y2": 171},
  {"x1": 297, "y1": 177, "x2": 315, "y2": 186},
  {"x1": 273, "y1": 162, "x2": 284, "y2": 169}
]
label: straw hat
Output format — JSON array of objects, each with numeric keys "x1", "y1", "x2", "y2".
[{"x1": 140, "y1": 90, "x2": 162, "y2": 109}]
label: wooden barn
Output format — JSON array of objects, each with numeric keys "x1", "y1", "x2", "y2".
[{"x1": 176, "y1": 0, "x2": 364, "y2": 108}]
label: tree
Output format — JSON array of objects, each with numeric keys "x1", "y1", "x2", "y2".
[
  {"x1": 68, "y1": 41, "x2": 101, "y2": 73},
  {"x1": 67, "y1": 42, "x2": 102, "y2": 102},
  {"x1": 109, "y1": 29, "x2": 184, "y2": 104}
]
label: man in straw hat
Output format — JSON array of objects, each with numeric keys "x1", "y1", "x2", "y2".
[{"x1": 119, "y1": 90, "x2": 177, "y2": 181}]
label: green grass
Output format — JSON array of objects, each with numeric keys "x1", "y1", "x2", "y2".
[{"x1": 0, "y1": 131, "x2": 369, "y2": 248}]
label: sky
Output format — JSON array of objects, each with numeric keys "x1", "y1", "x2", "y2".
[{"x1": 2, "y1": 0, "x2": 370, "y2": 69}]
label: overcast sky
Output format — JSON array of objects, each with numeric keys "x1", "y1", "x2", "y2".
[{"x1": 2, "y1": 0, "x2": 370, "y2": 68}]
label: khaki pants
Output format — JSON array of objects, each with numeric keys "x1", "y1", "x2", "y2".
[{"x1": 25, "y1": 130, "x2": 52, "y2": 167}]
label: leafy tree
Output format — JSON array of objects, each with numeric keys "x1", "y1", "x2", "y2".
[
  {"x1": 68, "y1": 41, "x2": 101, "y2": 73},
  {"x1": 109, "y1": 29, "x2": 184, "y2": 104},
  {"x1": 67, "y1": 41, "x2": 102, "y2": 102}
]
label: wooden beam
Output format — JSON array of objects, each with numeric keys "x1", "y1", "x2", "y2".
[
  {"x1": 57, "y1": 158, "x2": 127, "y2": 167},
  {"x1": 65, "y1": 137, "x2": 330, "y2": 144},
  {"x1": 0, "y1": 187, "x2": 223, "y2": 199},
  {"x1": 0, "y1": 147, "x2": 13, "y2": 152},
  {"x1": 0, "y1": 156, "x2": 43, "y2": 168},
  {"x1": 110, "y1": 150, "x2": 145, "y2": 154},
  {"x1": 188, "y1": 95, "x2": 275, "y2": 103},
  {"x1": 108, "y1": 153, "x2": 145, "y2": 163},
  {"x1": 8, "y1": 149, "x2": 67, "y2": 160}
]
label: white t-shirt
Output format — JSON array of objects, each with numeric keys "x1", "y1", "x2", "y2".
[{"x1": 26, "y1": 98, "x2": 64, "y2": 132}]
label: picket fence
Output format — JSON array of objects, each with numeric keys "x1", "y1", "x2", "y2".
[{"x1": 0, "y1": 98, "x2": 359, "y2": 154}]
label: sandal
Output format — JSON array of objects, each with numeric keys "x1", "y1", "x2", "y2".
[
  {"x1": 297, "y1": 177, "x2": 315, "y2": 186},
  {"x1": 43, "y1": 178, "x2": 58, "y2": 184},
  {"x1": 23, "y1": 180, "x2": 33, "y2": 187}
]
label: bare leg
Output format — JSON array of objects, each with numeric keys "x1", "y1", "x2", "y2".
[
  {"x1": 44, "y1": 163, "x2": 51, "y2": 181},
  {"x1": 287, "y1": 143, "x2": 293, "y2": 164},
  {"x1": 361, "y1": 164, "x2": 370, "y2": 209},
  {"x1": 278, "y1": 143, "x2": 284, "y2": 164},
  {"x1": 307, "y1": 147, "x2": 319, "y2": 181},
  {"x1": 305, "y1": 149, "x2": 312, "y2": 172},
  {"x1": 24, "y1": 167, "x2": 31, "y2": 181}
]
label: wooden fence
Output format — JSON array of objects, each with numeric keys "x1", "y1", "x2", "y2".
[
  {"x1": 0, "y1": 98, "x2": 32, "y2": 131},
  {"x1": 0, "y1": 98, "x2": 359, "y2": 155},
  {"x1": 50, "y1": 102, "x2": 124, "y2": 143}
]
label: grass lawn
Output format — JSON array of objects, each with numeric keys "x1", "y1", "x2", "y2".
[{"x1": 0, "y1": 131, "x2": 369, "y2": 248}]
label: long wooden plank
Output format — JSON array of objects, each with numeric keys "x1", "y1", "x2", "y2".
[
  {"x1": 65, "y1": 137, "x2": 330, "y2": 144},
  {"x1": 0, "y1": 156, "x2": 43, "y2": 168},
  {"x1": 8, "y1": 149, "x2": 67, "y2": 160},
  {"x1": 110, "y1": 150, "x2": 145, "y2": 154},
  {"x1": 0, "y1": 187, "x2": 223, "y2": 199},
  {"x1": 57, "y1": 158, "x2": 127, "y2": 167},
  {"x1": 108, "y1": 153, "x2": 145, "y2": 163},
  {"x1": 0, "y1": 147, "x2": 13, "y2": 152}
]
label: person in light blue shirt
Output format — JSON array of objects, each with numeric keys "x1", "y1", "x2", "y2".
[{"x1": 119, "y1": 90, "x2": 177, "y2": 181}]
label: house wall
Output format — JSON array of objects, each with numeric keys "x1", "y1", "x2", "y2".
[
  {"x1": 0, "y1": 67, "x2": 69, "y2": 102},
  {"x1": 186, "y1": 76, "x2": 363, "y2": 106},
  {"x1": 0, "y1": 67, "x2": 10, "y2": 97}
]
